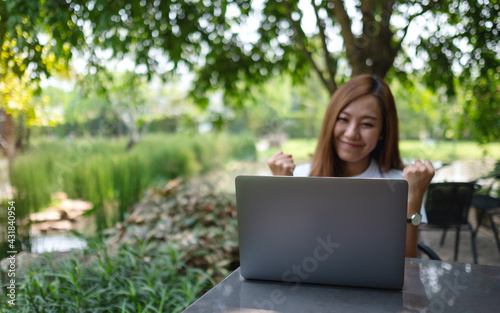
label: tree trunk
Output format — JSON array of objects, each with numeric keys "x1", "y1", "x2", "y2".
[
  {"x1": 126, "y1": 126, "x2": 139, "y2": 151},
  {"x1": 330, "y1": 0, "x2": 401, "y2": 84},
  {"x1": 0, "y1": 109, "x2": 7, "y2": 153},
  {"x1": 5, "y1": 112, "x2": 16, "y2": 169},
  {"x1": 15, "y1": 114, "x2": 25, "y2": 152}
]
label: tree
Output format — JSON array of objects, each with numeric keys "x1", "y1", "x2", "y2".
[
  {"x1": 2, "y1": 0, "x2": 499, "y2": 142},
  {"x1": 1, "y1": 0, "x2": 78, "y2": 165},
  {"x1": 459, "y1": 67, "x2": 500, "y2": 144},
  {"x1": 0, "y1": 69, "x2": 37, "y2": 166},
  {"x1": 77, "y1": 69, "x2": 196, "y2": 148}
]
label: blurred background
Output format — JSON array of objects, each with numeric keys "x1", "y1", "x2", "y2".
[{"x1": 0, "y1": 0, "x2": 499, "y2": 311}]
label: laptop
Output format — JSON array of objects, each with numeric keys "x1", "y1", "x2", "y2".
[{"x1": 235, "y1": 175, "x2": 408, "y2": 289}]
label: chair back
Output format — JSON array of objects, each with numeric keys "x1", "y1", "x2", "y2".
[{"x1": 424, "y1": 182, "x2": 476, "y2": 227}]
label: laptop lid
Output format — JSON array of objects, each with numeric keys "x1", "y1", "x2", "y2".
[{"x1": 235, "y1": 175, "x2": 408, "y2": 289}]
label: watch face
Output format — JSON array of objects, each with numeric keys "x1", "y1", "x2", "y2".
[{"x1": 411, "y1": 213, "x2": 422, "y2": 226}]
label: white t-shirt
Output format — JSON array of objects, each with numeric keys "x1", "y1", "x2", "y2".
[{"x1": 293, "y1": 159, "x2": 428, "y2": 223}]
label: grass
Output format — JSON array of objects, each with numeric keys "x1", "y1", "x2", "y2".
[
  {"x1": 0, "y1": 238, "x2": 213, "y2": 312},
  {"x1": 258, "y1": 139, "x2": 500, "y2": 163},
  {"x1": 398, "y1": 140, "x2": 500, "y2": 161},
  {"x1": 7, "y1": 133, "x2": 256, "y2": 219}
]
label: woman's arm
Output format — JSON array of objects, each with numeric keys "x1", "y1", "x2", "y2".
[{"x1": 403, "y1": 159, "x2": 435, "y2": 257}]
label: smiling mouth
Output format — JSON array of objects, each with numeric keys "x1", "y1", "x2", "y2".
[{"x1": 340, "y1": 141, "x2": 363, "y2": 148}]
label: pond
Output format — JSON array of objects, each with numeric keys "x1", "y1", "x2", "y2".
[{"x1": 31, "y1": 234, "x2": 87, "y2": 253}]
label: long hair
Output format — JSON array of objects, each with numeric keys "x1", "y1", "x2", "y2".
[{"x1": 309, "y1": 74, "x2": 403, "y2": 177}]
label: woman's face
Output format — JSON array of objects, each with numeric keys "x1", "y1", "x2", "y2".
[{"x1": 333, "y1": 95, "x2": 383, "y2": 168}]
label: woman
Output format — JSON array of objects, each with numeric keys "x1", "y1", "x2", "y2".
[{"x1": 267, "y1": 74, "x2": 434, "y2": 258}]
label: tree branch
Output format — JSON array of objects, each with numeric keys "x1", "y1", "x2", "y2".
[
  {"x1": 312, "y1": 0, "x2": 337, "y2": 92},
  {"x1": 329, "y1": 0, "x2": 357, "y2": 60},
  {"x1": 284, "y1": 2, "x2": 332, "y2": 94},
  {"x1": 360, "y1": 0, "x2": 377, "y2": 48},
  {"x1": 369, "y1": 0, "x2": 396, "y2": 77},
  {"x1": 380, "y1": 0, "x2": 395, "y2": 29}
]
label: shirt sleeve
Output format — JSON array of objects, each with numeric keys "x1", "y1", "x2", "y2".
[
  {"x1": 293, "y1": 163, "x2": 311, "y2": 177},
  {"x1": 420, "y1": 194, "x2": 428, "y2": 224}
]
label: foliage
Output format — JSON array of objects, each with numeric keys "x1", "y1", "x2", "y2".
[
  {"x1": 2, "y1": 0, "x2": 498, "y2": 144},
  {"x1": 390, "y1": 79, "x2": 443, "y2": 140},
  {"x1": 458, "y1": 67, "x2": 500, "y2": 144},
  {"x1": 32, "y1": 72, "x2": 200, "y2": 139},
  {"x1": 227, "y1": 73, "x2": 329, "y2": 139},
  {"x1": 0, "y1": 239, "x2": 213, "y2": 312},
  {"x1": 0, "y1": 0, "x2": 77, "y2": 79},
  {"x1": 78, "y1": 70, "x2": 162, "y2": 148},
  {"x1": 105, "y1": 178, "x2": 240, "y2": 282},
  {"x1": 0, "y1": 0, "x2": 75, "y2": 121}
]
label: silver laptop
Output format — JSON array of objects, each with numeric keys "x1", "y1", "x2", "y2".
[{"x1": 235, "y1": 175, "x2": 408, "y2": 289}]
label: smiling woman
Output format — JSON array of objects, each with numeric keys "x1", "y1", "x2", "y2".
[
  {"x1": 267, "y1": 74, "x2": 435, "y2": 258},
  {"x1": 267, "y1": 74, "x2": 404, "y2": 178}
]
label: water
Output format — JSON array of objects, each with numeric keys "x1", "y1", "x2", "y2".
[{"x1": 30, "y1": 235, "x2": 87, "y2": 253}]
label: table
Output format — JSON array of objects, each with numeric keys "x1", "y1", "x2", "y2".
[{"x1": 182, "y1": 258, "x2": 500, "y2": 313}]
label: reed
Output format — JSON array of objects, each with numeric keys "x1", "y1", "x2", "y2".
[{"x1": 6, "y1": 133, "x2": 256, "y2": 233}]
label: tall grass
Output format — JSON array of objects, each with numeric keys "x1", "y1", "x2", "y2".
[{"x1": 6, "y1": 133, "x2": 256, "y2": 235}]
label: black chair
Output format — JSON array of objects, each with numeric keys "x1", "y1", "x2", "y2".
[
  {"x1": 471, "y1": 174, "x2": 500, "y2": 256},
  {"x1": 417, "y1": 242, "x2": 441, "y2": 260},
  {"x1": 421, "y1": 182, "x2": 478, "y2": 264}
]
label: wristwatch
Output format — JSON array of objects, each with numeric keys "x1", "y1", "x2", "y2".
[{"x1": 407, "y1": 213, "x2": 422, "y2": 226}]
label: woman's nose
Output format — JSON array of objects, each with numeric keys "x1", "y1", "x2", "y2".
[{"x1": 344, "y1": 122, "x2": 359, "y2": 138}]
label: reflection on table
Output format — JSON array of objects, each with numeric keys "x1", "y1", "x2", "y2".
[{"x1": 182, "y1": 258, "x2": 500, "y2": 313}]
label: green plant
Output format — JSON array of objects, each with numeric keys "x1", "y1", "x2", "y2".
[
  {"x1": 0, "y1": 238, "x2": 213, "y2": 312},
  {"x1": 10, "y1": 155, "x2": 53, "y2": 219},
  {"x1": 229, "y1": 134, "x2": 258, "y2": 161},
  {"x1": 105, "y1": 178, "x2": 240, "y2": 282},
  {"x1": 5, "y1": 133, "x2": 255, "y2": 225}
]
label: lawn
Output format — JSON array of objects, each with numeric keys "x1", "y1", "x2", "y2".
[{"x1": 258, "y1": 139, "x2": 500, "y2": 164}]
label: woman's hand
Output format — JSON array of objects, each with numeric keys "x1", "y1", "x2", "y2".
[
  {"x1": 403, "y1": 159, "x2": 435, "y2": 258},
  {"x1": 267, "y1": 151, "x2": 296, "y2": 176},
  {"x1": 403, "y1": 159, "x2": 435, "y2": 213}
]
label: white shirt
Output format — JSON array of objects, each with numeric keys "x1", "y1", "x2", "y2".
[{"x1": 293, "y1": 159, "x2": 428, "y2": 223}]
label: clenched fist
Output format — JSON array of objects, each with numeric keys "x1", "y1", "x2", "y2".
[
  {"x1": 403, "y1": 159, "x2": 435, "y2": 207},
  {"x1": 267, "y1": 151, "x2": 296, "y2": 176}
]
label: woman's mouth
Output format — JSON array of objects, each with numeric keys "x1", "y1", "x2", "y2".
[{"x1": 340, "y1": 141, "x2": 363, "y2": 148}]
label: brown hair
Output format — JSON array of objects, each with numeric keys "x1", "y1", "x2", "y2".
[{"x1": 309, "y1": 74, "x2": 403, "y2": 177}]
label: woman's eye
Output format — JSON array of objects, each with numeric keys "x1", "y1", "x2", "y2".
[
  {"x1": 362, "y1": 123, "x2": 374, "y2": 127},
  {"x1": 337, "y1": 117, "x2": 348, "y2": 122}
]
